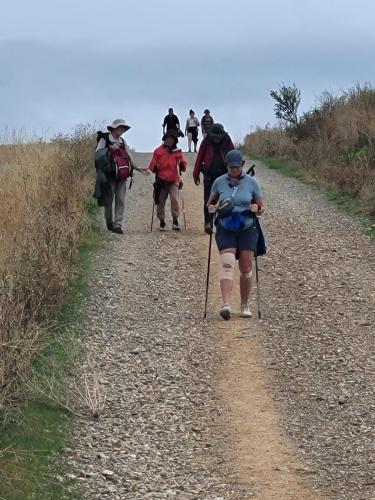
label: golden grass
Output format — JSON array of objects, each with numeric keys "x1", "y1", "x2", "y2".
[
  {"x1": 0, "y1": 125, "x2": 95, "y2": 401},
  {"x1": 244, "y1": 85, "x2": 375, "y2": 216}
]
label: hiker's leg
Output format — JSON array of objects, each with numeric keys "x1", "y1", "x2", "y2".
[
  {"x1": 156, "y1": 186, "x2": 168, "y2": 221},
  {"x1": 203, "y1": 176, "x2": 214, "y2": 225},
  {"x1": 219, "y1": 250, "x2": 236, "y2": 306},
  {"x1": 104, "y1": 178, "x2": 115, "y2": 229},
  {"x1": 113, "y1": 180, "x2": 127, "y2": 228},
  {"x1": 169, "y1": 183, "x2": 180, "y2": 220},
  {"x1": 192, "y1": 129, "x2": 198, "y2": 152},
  {"x1": 239, "y1": 250, "x2": 253, "y2": 304},
  {"x1": 187, "y1": 132, "x2": 192, "y2": 152}
]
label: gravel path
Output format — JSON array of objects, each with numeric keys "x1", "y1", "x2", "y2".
[
  {"x1": 253, "y1": 160, "x2": 375, "y2": 499},
  {"x1": 64, "y1": 154, "x2": 248, "y2": 499},
  {"x1": 64, "y1": 154, "x2": 374, "y2": 500}
]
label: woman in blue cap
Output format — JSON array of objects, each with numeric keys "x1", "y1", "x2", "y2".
[{"x1": 207, "y1": 150, "x2": 265, "y2": 320}]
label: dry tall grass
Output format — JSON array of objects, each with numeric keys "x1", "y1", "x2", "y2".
[
  {"x1": 244, "y1": 85, "x2": 375, "y2": 216},
  {"x1": 0, "y1": 125, "x2": 95, "y2": 403}
]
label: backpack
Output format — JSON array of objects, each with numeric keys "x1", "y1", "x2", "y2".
[{"x1": 95, "y1": 131, "x2": 133, "y2": 182}]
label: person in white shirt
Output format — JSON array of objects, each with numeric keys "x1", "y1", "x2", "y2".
[{"x1": 184, "y1": 109, "x2": 200, "y2": 153}]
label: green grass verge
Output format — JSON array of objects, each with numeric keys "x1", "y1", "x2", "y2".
[
  {"x1": 253, "y1": 156, "x2": 375, "y2": 239},
  {"x1": 0, "y1": 211, "x2": 104, "y2": 500}
]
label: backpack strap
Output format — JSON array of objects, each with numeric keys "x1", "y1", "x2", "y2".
[{"x1": 96, "y1": 131, "x2": 112, "y2": 148}]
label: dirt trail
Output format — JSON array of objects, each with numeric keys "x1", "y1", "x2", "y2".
[
  {"x1": 183, "y1": 162, "x2": 323, "y2": 500},
  {"x1": 65, "y1": 152, "x2": 374, "y2": 499}
]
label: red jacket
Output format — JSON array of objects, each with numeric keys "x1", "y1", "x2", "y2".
[
  {"x1": 193, "y1": 135, "x2": 234, "y2": 179},
  {"x1": 149, "y1": 145, "x2": 187, "y2": 182}
]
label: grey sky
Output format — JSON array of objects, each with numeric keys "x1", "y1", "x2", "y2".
[{"x1": 1, "y1": 0, "x2": 375, "y2": 150}]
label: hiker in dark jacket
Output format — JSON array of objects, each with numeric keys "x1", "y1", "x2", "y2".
[
  {"x1": 200, "y1": 109, "x2": 214, "y2": 138},
  {"x1": 193, "y1": 123, "x2": 234, "y2": 234},
  {"x1": 162, "y1": 108, "x2": 181, "y2": 136},
  {"x1": 94, "y1": 118, "x2": 148, "y2": 234}
]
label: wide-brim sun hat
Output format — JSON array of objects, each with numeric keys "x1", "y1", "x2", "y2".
[
  {"x1": 107, "y1": 118, "x2": 131, "y2": 131},
  {"x1": 226, "y1": 149, "x2": 245, "y2": 168}
]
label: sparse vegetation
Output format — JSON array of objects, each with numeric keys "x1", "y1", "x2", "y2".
[
  {"x1": 244, "y1": 84, "x2": 375, "y2": 218},
  {"x1": 0, "y1": 125, "x2": 102, "y2": 498}
]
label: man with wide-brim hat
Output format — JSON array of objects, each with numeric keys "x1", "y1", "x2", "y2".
[
  {"x1": 107, "y1": 118, "x2": 131, "y2": 133},
  {"x1": 95, "y1": 118, "x2": 148, "y2": 234}
]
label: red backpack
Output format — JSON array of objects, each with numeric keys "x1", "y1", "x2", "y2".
[{"x1": 96, "y1": 131, "x2": 133, "y2": 181}]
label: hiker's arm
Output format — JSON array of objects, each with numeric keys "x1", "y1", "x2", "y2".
[
  {"x1": 193, "y1": 143, "x2": 204, "y2": 181},
  {"x1": 207, "y1": 178, "x2": 219, "y2": 209},
  {"x1": 179, "y1": 154, "x2": 187, "y2": 173},
  {"x1": 252, "y1": 197, "x2": 265, "y2": 215},
  {"x1": 251, "y1": 180, "x2": 265, "y2": 215},
  {"x1": 207, "y1": 194, "x2": 218, "y2": 213},
  {"x1": 149, "y1": 153, "x2": 158, "y2": 173}
]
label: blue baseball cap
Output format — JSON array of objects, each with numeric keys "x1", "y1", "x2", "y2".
[{"x1": 225, "y1": 150, "x2": 244, "y2": 168}]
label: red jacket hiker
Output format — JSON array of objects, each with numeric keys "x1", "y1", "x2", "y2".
[
  {"x1": 149, "y1": 145, "x2": 187, "y2": 182},
  {"x1": 193, "y1": 134, "x2": 234, "y2": 180}
]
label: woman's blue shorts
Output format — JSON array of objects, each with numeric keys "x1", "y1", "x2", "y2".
[{"x1": 215, "y1": 222, "x2": 259, "y2": 252}]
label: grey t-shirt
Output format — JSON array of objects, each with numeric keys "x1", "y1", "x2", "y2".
[{"x1": 210, "y1": 173, "x2": 263, "y2": 212}]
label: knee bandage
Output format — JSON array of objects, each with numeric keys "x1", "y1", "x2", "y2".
[
  {"x1": 240, "y1": 269, "x2": 253, "y2": 279},
  {"x1": 220, "y1": 253, "x2": 235, "y2": 281}
]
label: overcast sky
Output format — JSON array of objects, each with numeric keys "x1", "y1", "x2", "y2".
[{"x1": 1, "y1": 0, "x2": 375, "y2": 150}]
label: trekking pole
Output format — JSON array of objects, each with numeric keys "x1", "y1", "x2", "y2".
[
  {"x1": 178, "y1": 164, "x2": 187, "y2": 230},
  {"x1": 179, "y1": 189, "x2": 187, "y2": 230},
  {"x1": 254, "y1": 254, "x2": 261, "y2": 319},
  {"x1": 150, "y1": 200, "x2": 155, "y2": 231},
  {"x1": 246, "y1": 164, "x2": 256, "y2": 176},
  {"x1": 203, "y1": 230, "x2": 213, "y2": 319}
]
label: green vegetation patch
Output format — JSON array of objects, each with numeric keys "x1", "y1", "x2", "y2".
[
  {"x1": 0, "y1": 219, "x2": 103, "y2": 500},
  {"x1": 258, "y1": 156, "x2": 375, "y2": 239}
]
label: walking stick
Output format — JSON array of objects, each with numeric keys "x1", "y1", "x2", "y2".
[
  {"x1": 203, "y1": 230, "x2": 213, "y2": 319},
  {"x1": 179, "y1": 188, "x2": 187, "y2": 230},
  {"x1": 150, "y1": 200, "x2": 155, "y2": 231},
  {"x1": 178, "y1": 164, "x2": 187, "y2": 230},
  {"x1": 254, "y1": 254, "x2": 261, "y2": 319}
]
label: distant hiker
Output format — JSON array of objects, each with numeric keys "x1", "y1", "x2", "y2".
[
  {"x1": 193, "y1": 123, "x2": 234, "y2": 234},
  {"x1": 185, "y1": 109, "x2": 200, "y2": 153},
  {"x1": 200, "y1": 109, "x2": 214, "y2": 138},
  {"x1": 94, "y1": 118, "x2": 148, "y2": 234},
  {"x1": 162, "y1": 108, "x2": 181, "y2": 137},
  {"x1": 149, "y1": 130, "x2": 187, "y2": 231},
  {"x1": 207, "y1": 150, "x2": 266, "y2": 320}
]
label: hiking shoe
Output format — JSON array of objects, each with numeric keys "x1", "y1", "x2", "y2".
[
  {"x1": 106, "y1": 222, "x2": 113, "y2": 231},
  {"x1": 240, "y1": 304, "x2": 252, "y2": 318},
  {"x1": 204, "y1": 223, "x2": 213, "y2": 235},
  {"x1": 159, "y1": 220, "x2": 166, "y2": 231},
  {"x1": 172, "y1": 219, "x2": 181, "y2": 231},
  {"x1": 111, "y1": 226, "x2": 124, "y2": 234},
  {"x1": 219, "y1": 304, "x2": 231, "y2": 320}
]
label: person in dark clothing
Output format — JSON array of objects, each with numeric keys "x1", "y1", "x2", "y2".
[
  {"x1": 200, "y1": 109, "x2": 214, "y2": 138},
  {"x1": 162, "y1": 108, "x2": 181, "y2": 136},
  {"x1": 193, "y1": 123, "x2": 235, "y2": 234}
]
